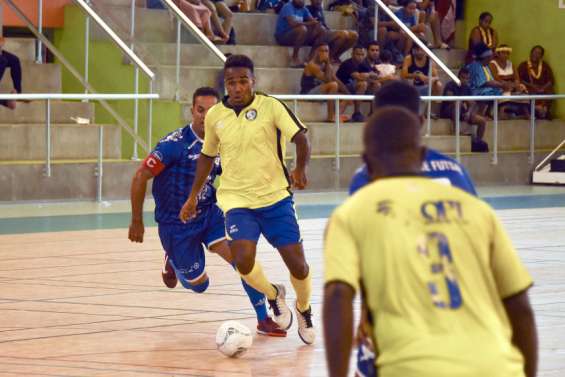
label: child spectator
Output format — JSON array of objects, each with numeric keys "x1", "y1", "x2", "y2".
[
  {"x1": 374, "y1": 50, "x2": 398, "y2": 82},
  {"x1": 336, "y1": 45, "x2": 379, "y2": 122},
  {"x1": 0, "y1": 37, "x2": 22, "y2": 110},
  {"x1": 518, "y1": 45, "x2": 555, "y2": 119},
  {"x1": 275, "y1": 0, "x2": 327, "y2": 67},
  {"x1": 440, "y1": 67, "x2": 489, "y2": 152},
  {"x1": 307, "y1": 0, "x2": 358, "y2": 63}
]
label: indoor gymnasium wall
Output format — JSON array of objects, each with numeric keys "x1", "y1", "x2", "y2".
[
  {"x1": 53, "y1": 5, "x2": 183, "y2": 158},
  {"x1": 464, "y1": 0, "x2": 565, "y2": 119}
]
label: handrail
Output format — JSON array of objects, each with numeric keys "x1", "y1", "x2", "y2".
[
  {"x1": 3, "y1": 0, "x2": 151, "y2": 153},
  {"x1": 273, "y1": 94, "x2": 565, "y2": 102},
  {"x1": 160, "y1": 0, "x2": 226, "y2": 63},
  {"x1": 373, "y1": 0, "x2": 459, "y2": 85},
  {"x1": 0, "y1": 93, "x2": 159, "y2": 100},
  {"x1": 72, "y1": 0, "x2": 155, "y2": 79}
]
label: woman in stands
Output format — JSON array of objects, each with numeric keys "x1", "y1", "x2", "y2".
[
  {"x1": 518, "y1": 45, "x2": 555, "y2": 119},
  {"x1": 300, "y1": 43, "x2": 350, "y2": 122},
  {"x1": 173, "y1": 0, "x2": 228, "y2": 43},
  {"x1": 467, "y1": 11, "x2": 498, "y2": 63},
  {"x1": 490, "y1": 45, "x2": 529, "y2": 119}
]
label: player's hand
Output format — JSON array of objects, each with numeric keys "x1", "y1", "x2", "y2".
[
  {"x1": 179, "y1": 196, "x2": 198, "y2": 223},
  {"x1": 291, "y1": 167, "x2": 308, "y2": 190},
  {"x1": 128, "y1": 220, "x2": 145, "y2": 243}
]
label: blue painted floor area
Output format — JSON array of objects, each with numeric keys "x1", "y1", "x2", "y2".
[{"x1": 0, "y1": 193, "x2": 564, "y2": 235}]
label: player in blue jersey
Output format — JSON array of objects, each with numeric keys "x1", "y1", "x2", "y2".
[
  {"x1": 349, "y1": 81, "x2": 477, "y2": 197},
  {"x1": 128, "y1": 87, "x2": 285, "y2": 337},
  {"x1": 352, "y1": 81, "x2": 478, "y2": 377}
]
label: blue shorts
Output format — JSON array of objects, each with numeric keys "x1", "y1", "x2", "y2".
[
  {"x1": 225, "y1": 196, "x2": 301, "y2": 248},
  {"x1": 158, "y1": 204, "x2": 226, "y2": 285}
]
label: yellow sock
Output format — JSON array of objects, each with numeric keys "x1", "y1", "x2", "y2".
[
  {"x1": 240, "y1": 262, "x2": 277, "y2": 300},
  {"x1": 290, "y1": 269, "x2": 312, "y2": 312}
]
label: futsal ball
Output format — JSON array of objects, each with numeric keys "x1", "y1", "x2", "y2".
[{"x1": 216, "y1": 321, "x2": 253, "y2": 358}]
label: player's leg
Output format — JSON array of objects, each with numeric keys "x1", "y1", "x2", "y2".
[
  {"x1": 259, "y1": 196, "x2": 315, "y2": 344},
  {"x1": 203, "y1": 205, "x2": 286, "y2": 336},
  {"x1": 168, "y1": 225, "x2": 210, "y2": 293},
  {"x1": 157, "y1": 226, "x2": 178, "y2": 288},
  {"x1": 226, "y1": 208, "x2": 293, "y2": 329}
]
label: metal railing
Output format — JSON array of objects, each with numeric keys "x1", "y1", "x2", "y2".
[
  {"x1": 0, "y1": 93, "x2": 159, "y2": 202},
  {"x1": 273, "y1": 93, "x2": 565, "y2": 170},
  {"x1": 5, "y1": 0, "x2": 156, "y2": 160}
]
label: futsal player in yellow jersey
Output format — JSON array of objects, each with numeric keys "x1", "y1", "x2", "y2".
[
  {"x1": 180, "y1": 55, "x2": 315, "y2": 344},
  {"x1": 323, "y1": 107, "x2": 538, "y2": 377}
]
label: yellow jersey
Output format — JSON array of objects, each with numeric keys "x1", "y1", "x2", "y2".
[
  {"x1": 201, "y1": 93, "x2": 306, "y2": 213},
  {"x1": 324, "y1": 177, "x2": 532, "y2": 377}
]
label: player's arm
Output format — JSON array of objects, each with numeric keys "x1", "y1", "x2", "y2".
[
  {"x1": 292, "y1": 130, "x2": 311, "y2": 190},
  {"x1": 489, "y1": 209, "x2": 537, "y2": 377},
  {"x1": 180, "y1": 113, "x2": 219, "y2": 222},
  {"x1": 323, "y1": 210, "x2": 360, "y2": 377},
  {"x1": 503, "y1": 290, "x2": 538, "y2": 377},
  {"x1": 129, "y1": 166, "x2": 154, "y2": 243}
]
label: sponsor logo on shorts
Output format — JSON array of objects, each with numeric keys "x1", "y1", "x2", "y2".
[{"x1": 229, "y1": 224, "x2": 239, "y2": 234}]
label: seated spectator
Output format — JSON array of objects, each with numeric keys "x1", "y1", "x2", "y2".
[
  {"x1": 440, "y1": 68, "x2": 489, "y2": 152},
  {"x1": 392, "y1": 0, "x2": 425, "y2": 55},
  {"x1": 336, "y1": 45, "x2": 379, "y2": 122},
  {"x1": 374, "y1": 50, "x2": 399, "y2": 82},
  {"x1": 518, "y1": 45, "x2": 555, "y2": 119},
  {"x1": 202, "y1": 0, "x2": 234, "y2": 43},
  {"x1": 467, "y1": 43, "x2": 509, "y2": 97},
  {"x1": 467, "y1": 11, "x2": 498, "y2": 63},
  {"x1": 416, "y1": 0, "x2": 448, "y2": 49},
  {"x1": 490, "y1": 45, "x2": 529, "y2": 119},
  {"x1": 173, "y1": 0, "x2": 227, "y2": 43},
  {"x1": 307, "y1": 0, "x2": 358, "y2": 63},
  {"x1": 0, "y1": 37, "x2": 22, "y2": 110},
  {"x1": 357, "y1": 0, "x2": 395, "y2": 49},
  {"x1": 364, "y1": 41, "x2": 381, "y2": 72},
  {"x1": 401, "y1": 43, "x2": 442, "y2": 97},
  {"x1": 300, "y1": 43, "x2": 348, "y2": 122},
  {"x1": 275, "y1": 0, "x2": 327, "y2": 67}
]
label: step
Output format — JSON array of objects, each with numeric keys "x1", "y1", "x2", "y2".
[
  {"x1": 0, "y1": 62, "x2": 61, "y2": 94},
  {"x1": 0, "y1": 101, "x2": 95, "y2": 124},
  {"x1": 91, "y1": 5, "x2": 354, "y2": 45},
  {"x1": 3, "y1": 38, "x2": 36, "y2": 62},
  {"x1": 483, "y1": 119, "x2": 565, "y2": 151},
  {"x1": 0, "y1": 124, "x2": 121, "y2": 161},
  {"x1": 0, "y1": 151, "x2": 545, "y2": 201}
]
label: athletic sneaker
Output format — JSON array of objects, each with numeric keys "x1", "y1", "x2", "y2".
[
  {"x1": 257, "y1": 316, "x2": 287, "y2": 337},
  {"x1": 295, "y1": 302, "x2": 315, "y2": 345},
  {"x1": 161, "y1": 254, "x2": 177, "y2": 288},
  {"x1": 267, "y1": 284, "x2": 293, "y2": 330}
]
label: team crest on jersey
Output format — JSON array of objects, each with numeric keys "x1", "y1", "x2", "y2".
[{"x1": 245, "y1": 109, "x2": 258, "y2": 121}]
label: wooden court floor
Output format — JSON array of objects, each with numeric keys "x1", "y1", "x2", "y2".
[{"x1": 0, "y1": 210, "x2": 564, "y2": 376}]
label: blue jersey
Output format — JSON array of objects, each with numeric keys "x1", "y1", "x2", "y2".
[
  {"x1": 349, "y1": 148, "x2": 477, "y2": 196},
  {"x1": 143, "y1": 125, "x2": 220, "y2": 225}
]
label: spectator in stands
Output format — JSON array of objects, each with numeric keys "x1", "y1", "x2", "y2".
[
  {"x1": 364, "y1": 41, "x2": 381, "y2": 72},
  {"x1": 416, "y1": 0, "x2": 449, "y2": 49},
  {"x1": 518, "y1": 45, "x2": 555, "y2": 119},
  {"x1": 393, "y1": 0, "x2": 425, "y2": 55},
  {"x1": 440, "y1": 67, "x2": 489, "y2": 152},
  {"x1": 0, "y1": 37, "x2": 22, "y2": 110},
  {"x1": 307, "y1": 0, "x2": 358, "y2": 63},
  {"x1": 202, "y1": 0, "x2": 234, "y2": 43},
  {"x1": 490, "y1": 45, "x2": 529, "y2": 119},
  {"x1": 336, "y1": 45, "x2": 380, "y2": 122},
  {"x1": 275, "y1": 0, "x2": 327, "y2": 67},
  {"x1": 401, "y1": 42, "x2": 442, "y2": 97},
  {"x1": 467, "y1": 43, "x2": 509, "y2": 97},
  {"x1": 173, "y1": 0, "x2": 228, "y2": 43},
  {"x1": 467, "y1": 11, "x2": 498, "y2": 63},
  {"x1": 357, "y1": 0, "x2": 396, "y2": 49},
  {"x1": 300, "y1": 43, "x2": 349, "y2": 122},
  {"x1": 374, "y1": 50, "x2": 399, "y2": 82}
]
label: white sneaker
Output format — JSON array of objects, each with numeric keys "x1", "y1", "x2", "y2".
[
  {"x1": 267, "y1": 284, "x2": 293, "y2": 330},
  {"x1": 295, "y1": 301, "x2": 315, "y2": 345}
]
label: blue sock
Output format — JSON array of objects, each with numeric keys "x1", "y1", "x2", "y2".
[{"x1": 232, "y1": 263, "x2": 268, "y2": 321}]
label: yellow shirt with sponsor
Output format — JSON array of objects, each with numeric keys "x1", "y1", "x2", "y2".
[
  {"x1": 201, "y1": 93, "x2": 306, "y2": 213},
  {"x1": 324, "y1": 177, "x2": 532, "y2": 377}
]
